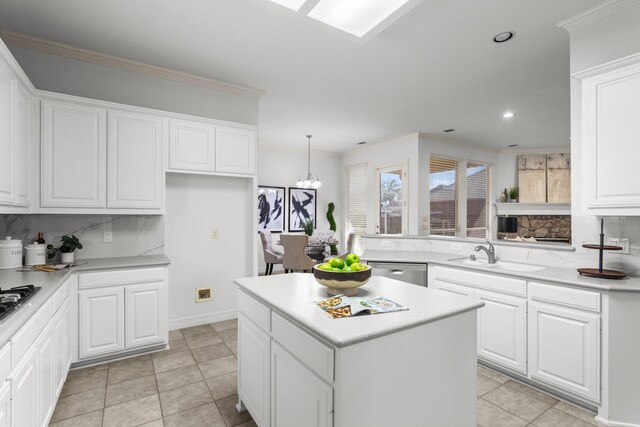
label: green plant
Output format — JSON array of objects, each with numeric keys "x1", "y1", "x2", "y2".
[
  {"x1": 509, "y1": 187, "x2": 519, "y2": 201},
  {"x1": 326, "y1": 202, "x2": 338, "y2": 255},
  {"x1": 302, "y1": 218, "x2": 314, "y2": 236},
  {"x1": 46, "y1": 234, "x2": 83, "y2": 260}
]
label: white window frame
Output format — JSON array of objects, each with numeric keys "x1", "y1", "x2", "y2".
[{"x1": 375, "y1": 161, "x2": 408, "y2": 235}]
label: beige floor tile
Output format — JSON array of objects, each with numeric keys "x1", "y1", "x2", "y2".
[
  {"x1": 103, "y1": 394, "x2": 162, "y2": 427},
  {"x1": 156, "y1": 365, "x2": 204, "y2": 392},
  {"x1": 167, "y1": 338, "x2": 190, "y2": 352},
  {"x1": 185, "y1": 332, "x2": 223, "y2": 350},
  {"x1": 216, "y1": 394, "x2": 253, "y2": 427},
  {"x1": 503, "y1": 380, "x2": 558, "y2": 406},
  {"x1": 235, "y1": 421, "x2": 258, "y2": 427},
  {"x1": 483, "y1": 383, "x2": 555, "y2": 422},
  {"x1": 226, "y1": 340, "x2": 238, "y2": 355},
  {"x1": 555, "y1": 401, "x2": 607, "y2": 426},
  {"x1": 51, "y1": 387, "x2": 106, "y2": 423},
  {"x1": 108, "y1": 354, "x2": 155, "y2": 385},
  {"x1": 61, "y1": 367, "x2": 108, "y2": 397},
  {"x1": 181, "y1": 324, "x2": 216, "y2": 338},
  {"x1": 191, "y1": 343, "x2": 232, "y2": 364},
  {"x1": 139, "y1": 419, "x2": 164, "y2": 427},
  {"x1": 478, "y1": 365, "x2": 510, "y2": 384},
  {"x1": 163, "y1": 402, "x2": 226, "y2": 427},
  {"x1": 210, "y1": 319, "x2": 237, "y2": 333},
  {"x1": 217, "y1": 328, "x2": 237, "y2": 343},
  {"x1": 153, "y1": 350, "x2": 196, "y2": 374},
  {"x1": 152, "y1": 342, "x2": 190, "y2": 360},
  {"x1": 206, "y1": 372, "x2": 238, "y2": 400},
  {"x1": 532, "y1": 407, "x2": 597, "y2": 427},
  {"x1": 48, "y1": 409, "x2": 103, "y2": 427},
  {"x1": 159, "y1": 381, "x2": 214, "y2": 417},
  {"x1": 168, "y1": 329, "x2": 183, "y2": 340},
  {"x1": 198, "y1": 355, "x2": 238, "y2": 379},
  {"x1": 67, "y1": 364, "x2": 108, "y2": 379},
  {"x1": 105, "y1": 374, "x2": 158, "y2": 407},
  {"x1": 477, "y1": 398, "x2": 527, "y2": 427},
  {"x1": 477, "y1": 372, "x2": 501, "y2": 397}
]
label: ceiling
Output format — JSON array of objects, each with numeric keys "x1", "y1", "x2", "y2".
[{"x1": 0, "y1": 0, "x2": 601, "y2": 152}]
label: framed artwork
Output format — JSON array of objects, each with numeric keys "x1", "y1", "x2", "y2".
[
  {"x1": 288, "y1": 188, "x2": 317, "y2": 232},
  {"x1": 258, "y1": 186, "x2": 285, "y2": 232}
]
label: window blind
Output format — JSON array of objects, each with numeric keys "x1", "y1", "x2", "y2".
[
  {"x1": 466, "y1": 162, "x2": 491, "y2": 238},
  {"x1": 345, "y1": 162, "x2": 367, "y2": 255},
  {"x1": 429, "y1": 157, "x2": 459, "y2": 236}
]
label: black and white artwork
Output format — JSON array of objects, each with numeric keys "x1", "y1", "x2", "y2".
[
  {"x1": 258, "y1": 186, "x2": 285, "y2": 232},
  {"x1": 288, "y1": 188, "x2": 316, "y2": 232}
]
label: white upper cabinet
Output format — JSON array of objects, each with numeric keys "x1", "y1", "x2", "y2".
[
  {"x1": 41, "y1": 99, "x2": 107, "y2": 208},
  {"x1": 579, "y1": 60, "x2": 640, "y2": 215},
  {"x1": 15, "y1": 84, "x2": 31, "y2": 206},
  {"x1": 216, "y1": 126, "x2": 256, "y2": 175},
  {"x1": 169, "y1": 119, "x2": 216, "y2": 172},
  {"x1": 108, "y1": 110, "x2": 164, "y2": 209},
  {"x1": 0, "y1": 58, "x2": 15, "y2": 205}
]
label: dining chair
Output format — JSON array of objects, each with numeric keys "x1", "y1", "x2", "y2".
[
  {"x1": 259, "y1": 230, "x2": 283, "y2": 275},
  {"x1": 324, "y1": 232, "x2": 356, "y2": 262},
  {"x1": 281, "y1": 234, "x2": 316, "y2": 273}
]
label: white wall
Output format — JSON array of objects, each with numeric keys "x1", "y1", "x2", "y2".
[
  {"x1": 7, "y1": 45, "x2": 258, "y2": 126},
  {"x1": 257, "y1": 145, "x2": 343, "y2": 274},
  {"x1": 165, "y1": 173, "x2": 253, "y2": 328}
]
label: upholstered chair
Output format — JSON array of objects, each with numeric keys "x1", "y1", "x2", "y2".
[
  {"x1": 281, "y1": 234, "x2": 316, "y2": 273},
  {"x1": 259, "y1": 230, "x2": 283, "y2": 275},
  {"x1": 324, "y1": 232, "x2": 356, "y2": 262}
]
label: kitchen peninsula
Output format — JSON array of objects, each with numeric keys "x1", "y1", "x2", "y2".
[{"x1": 234, "y1": 273, "x2": 484, "y2": 427}]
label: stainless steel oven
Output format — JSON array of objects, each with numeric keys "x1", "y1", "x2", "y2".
[{"x1": 367, "y1": 262, "x2": 428, "y2": 287}]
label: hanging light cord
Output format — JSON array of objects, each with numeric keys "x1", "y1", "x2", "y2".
[{"x1": 306, "y1": 135, "x2": 312, "y2": 179}]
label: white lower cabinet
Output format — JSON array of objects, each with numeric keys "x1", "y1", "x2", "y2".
[
  {"x1": 10, "y1": 345, "x2": 38, "y2": 427},
  {"x1": 271, "y1": 341, "x2": 333, "y2": 427},
  {"x1": 0, "y1": 381, "x2": 10, "y2": 427},
  {"x1": 36, "y1": 323, "x2": 55, "y2": 427},
  {"x1": 79, "y1": 287, "x2": 125, "y2": 359},
  {"x1": 476, "y1": 290, "x2": 527, "y2": 374},
  {"x1": 238, "y1": 314, "x2": 270, "y2": 427},
  {"x1": 528, "y1": 302, "x2": 600, "y2": 401},
  {"x1": 79, "y1": 268, "x2": 168, "y2": 360},
  {"x1": 54, "y1": 298, "x2": 72, "y2": 397}
]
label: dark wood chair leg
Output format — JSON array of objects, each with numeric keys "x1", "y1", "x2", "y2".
[
  {"x1": 265, "y1": 263, "x2": 270, "y2": 275},
  {"x1": 268, "y1": 264, "x2": 273, "y2": 275}
]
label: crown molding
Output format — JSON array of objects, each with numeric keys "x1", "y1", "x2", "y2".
[
  {"x1": 259, "y1": 142, "x2": 340, "y2": 156},
  {"x1": 0, "y1": 29, "x2": 265, "y2": 99},
  {"x1": 557, "y1": 0, "x2": 640, "y2": 33},
  {"x1": 572, "y1": 52, "x2": 640, "y2": 80}
]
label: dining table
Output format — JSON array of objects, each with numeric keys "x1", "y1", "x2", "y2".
[{"x1": 276, "y1": 238, "x2": 339, "y2": 262}]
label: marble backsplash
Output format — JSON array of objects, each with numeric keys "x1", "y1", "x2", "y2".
[{"x1": 0, "y1": 214, "x2": 164, "y2": 260}]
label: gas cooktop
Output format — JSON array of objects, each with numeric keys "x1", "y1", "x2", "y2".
[{"x1": 0, "y1": 285, "x2": 41, "y2": 323}]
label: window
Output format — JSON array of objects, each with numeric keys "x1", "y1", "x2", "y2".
[
  {"x1": 344, "y1": 162, "x2": 367, "y2": 255},
  {"x1": 376, "y1": 163, "x2": 407, "y2": 235},
  {"x1": 429, "y1": 156, "x2": 491, "y2": 238}
]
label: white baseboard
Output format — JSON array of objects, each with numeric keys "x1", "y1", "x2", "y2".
[
  {"x1": 595, "y1": 416, "x2": 640, "y2": 427},
  {"x1": 169, "y1": 309, "x2": 238, "y2": 330}
]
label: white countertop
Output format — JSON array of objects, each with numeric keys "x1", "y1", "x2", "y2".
[
  {"x1": 0, "y1": 254, "x2": 170, "y2": 349},
  {"x1": 234, "y1": 273, "x2": 484, "y2": 348},
  {"x1": 361, "y1": 249, "x2": 640, "y2": 292}
]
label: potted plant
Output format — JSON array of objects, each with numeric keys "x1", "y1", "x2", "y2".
[
  {"x1": 326, "y1": 202, "x2": 338, "y2": 255},
  {"x1": 46, "y1": 235, "x2": 83, "y2": 263},
  {"x1": 509, "y1": 187, "x2": 519, "y2": 203},
  {"x1": 302, "y1": 218, "x2": 314, "y2": 237}
]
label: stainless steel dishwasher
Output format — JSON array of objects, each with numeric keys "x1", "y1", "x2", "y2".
[{"x1": 367, "y1": 262, "x2": 428, "y2": 287}]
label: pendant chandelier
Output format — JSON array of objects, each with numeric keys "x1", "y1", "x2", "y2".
[{"x1": 296, "y1": 135, "x2": 322, "y2": 189}]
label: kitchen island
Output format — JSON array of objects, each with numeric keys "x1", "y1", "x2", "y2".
[{"x1": 234, "y1": 273, "x2": 484, "y2": 427}]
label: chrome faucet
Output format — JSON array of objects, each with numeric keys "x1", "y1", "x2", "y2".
[{"x1": 474, "y1": 241, "x2": 496, "y2": 264}]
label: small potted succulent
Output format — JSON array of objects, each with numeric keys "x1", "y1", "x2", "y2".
[
  {"x1": 46, "y1": 235, "x2": 83, "y2": 263},
  {"x1": 509, "y1": 187, "x2": 519, "y2": 203}
]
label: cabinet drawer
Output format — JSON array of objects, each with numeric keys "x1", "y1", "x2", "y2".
[
  {"x1": 79, "y1": 267, "x2": 166, "y2": 289},
  {"x1": 529, "y1": 282, "x2": 600, "y2": 313},
  {"x1": 238, "y1": 290, "x2": 270, "y2": 332},
  {"x1": 271, "y1": 312, "x2": 334, "y2": 383},
  {"x1": 11, "y1": 298, "x2": 53, "y2": 365},
  {"x1": 434, "y1": 266, "x2": 526, "y2": 297},
  {"x1": 0, "y1": 342, "x2": 10, "y2": 382}
]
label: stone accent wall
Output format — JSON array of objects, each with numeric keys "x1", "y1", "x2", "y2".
[{"x1": 517, "y1": 215, "x2": 571, "y2": 240}]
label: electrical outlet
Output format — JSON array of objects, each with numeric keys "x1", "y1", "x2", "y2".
[
  {"x1": 210, "y1": 229, "x2": 219, "y2": 239},
  {"x1": 103, "y1": 231, "x2": 113, "y2": 243},
  {"x1": 607, "y1": 237, "x2": 630, "y2": 254},
  {"x1": 196, "y1": 287, "x2": 212, "y2": 302},
  {"x1": 451, "y1": 242, "x2": 462, "y2": 251},
  {"x1": 380, "y1": 240, "x2": 391, "y2": 247}
]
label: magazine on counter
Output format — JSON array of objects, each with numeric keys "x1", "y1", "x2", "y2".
[{"x1": 314, "y1": 295, "x2": 408, "y2": 319}]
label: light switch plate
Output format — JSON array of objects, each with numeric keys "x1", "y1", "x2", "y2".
[
  {"x1": 607, "y1": 237, "x2": 630, "y2": 254},
  {"x1": 210, "y1": 229, "x2": 219, "y2": 239}
]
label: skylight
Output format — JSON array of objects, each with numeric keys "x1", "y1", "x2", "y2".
[
  {"x1": 308, "y1": 0, "x2": 412, "y2": 38},
  {"x1": 267, "y1": 0, "x2": 306, "y2": 11}
]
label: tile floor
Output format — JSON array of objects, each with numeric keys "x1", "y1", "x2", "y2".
[{"x1": 50, "y1": 319, "x2": 603, "y2": 427}]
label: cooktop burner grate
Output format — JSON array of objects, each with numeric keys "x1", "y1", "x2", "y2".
[{"x1": 0, "y1": 284, "x2": 41, "y2": 323}]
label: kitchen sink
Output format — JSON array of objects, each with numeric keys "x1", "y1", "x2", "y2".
[{"x1": 461, "y1": 259, "x2": 545, "y2": 272}]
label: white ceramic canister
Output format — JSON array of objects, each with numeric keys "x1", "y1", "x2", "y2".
[
  {"x1": 24, "y1": 243, "x2": 47, "y2": 266},
  {"x1": 0, "y1": 236, "x2": 23, "y2": 269}
]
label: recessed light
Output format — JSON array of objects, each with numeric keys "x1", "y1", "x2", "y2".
[
  {"x1": 508, "y1": 144, "x2": 519, "y2": 148},
  {"x1": 493, "y1": 31, "x2": 515, "y2": 43},
  {"x1": 442, "y1": 129, "x2": 456, "y2": 133},
  {"x1": 357, "y1": 141, "x2": 368, "y2": 145},
  {"x1": 503, "y1": 112, "x2": 516, "y2": 119},
  {"x1": 266, "y1": 0, "x2": 306, "y2": 11}
]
